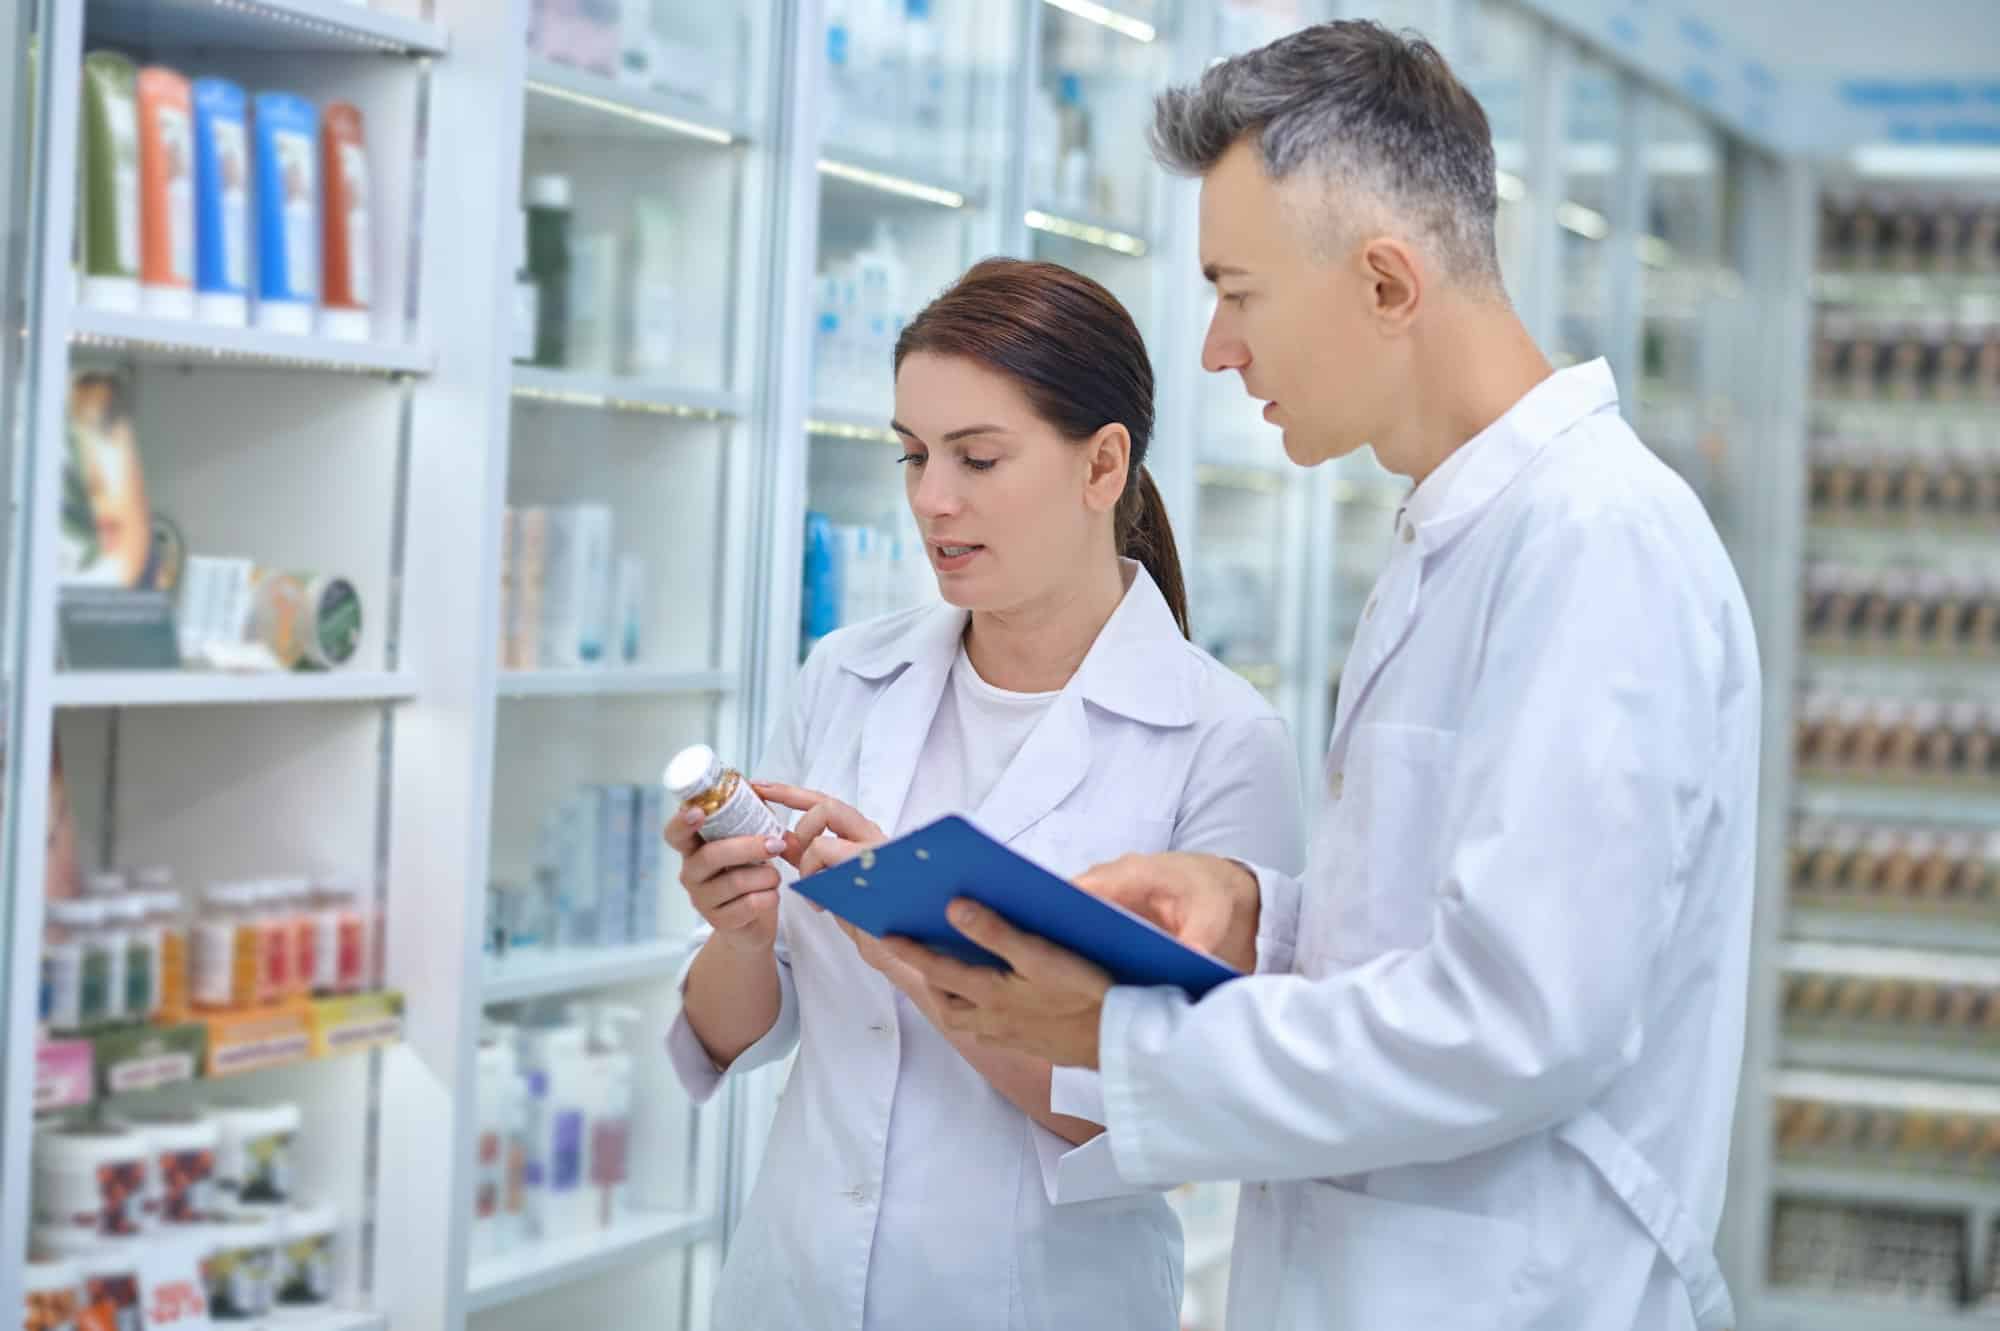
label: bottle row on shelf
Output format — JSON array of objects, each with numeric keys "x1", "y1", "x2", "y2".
[
  {"x1": 74, "y1": 52, "x2": 375, "y2": 338},
  {"x1": 486, "y1": 782, "x2": 687, "y2": 958},
  {"x1": 1769, "y1": 1197, "x2": 1986, "y2": 1313},
  {"x1": 1806, "y1": 431, "x2": 2000, "y2": 523},
  {"x1": 514, "y1": 174, "x2": 685, "y2": 379},
  {"x1": 1796, "y1": 693, "x2": 2000, "y2": 788},
  {"x1": 499, "y1": 505, "x2": 648, "y2": 672},
  {"x1": 1804, "y1": 562, "x2": 2000, "y2": 657},
  {"x1": 44, "y1": 868, "x2": 373, "y2": 1038},
  {"x1": 1782, "y1": 969, "x2": 2000, "y2": 1042},
  {"x1": 27, "y1": 1102, "x2": 346, "y2": 1328},
  {"x1": 1790, "y1": 819, "x2": 2000, "y2": 914},
  {"x1": 1776, "y1": 1096, "x2": 2000, "y2": 1177},
  {"x1": 471, "y1": 1003, "x2": 658, "y2": 1260},
  {"x1": 1812, "y1": 315, "x2": 2000, "y2": 405},
  {"x1": 1818, "y1": 190, "x2": 2000, "y2": 276}
]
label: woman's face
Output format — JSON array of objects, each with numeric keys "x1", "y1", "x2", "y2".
[{"x1": 892, "y1": 352, "x2": 1125, "y2": 615}]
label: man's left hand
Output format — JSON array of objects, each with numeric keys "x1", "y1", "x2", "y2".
[{"x1": 881, "y1": 899, "x2": 1113, "y2": 1069}]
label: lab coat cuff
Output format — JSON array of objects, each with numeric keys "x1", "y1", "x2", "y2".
[
  {"x1": 1033, "y1": 1128, "x2": 1158, "y2": 1206},
  {"x1": 1098, "y1": 984, "x2": 1191, "y2": 1185},
  {"x1": 1050, "y1": 1066, "x2": 1107, "y2": 1123},
  {"x1": 664, "y1": 935, "x2": 799, "y2": 1105},
  {"x1": 1241, "y1": 860, "x2": 1300, "y2": 975}
]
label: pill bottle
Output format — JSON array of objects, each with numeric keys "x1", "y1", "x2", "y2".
[
  {"x1": 50, "y1": 901, "x2": 115, "y2": 1030},
  {"x1": 275, "y1": 1201, "x2": 339, "y2": 1307},
  {"x1": 97, "y1": 893, "x2": 130, "y2": 1025},
  {"x1": 215, "y1": 1101, "x2": 300, "y2": 1206},
  {"x1": 34, "y1": 1123, "x2": 150, "y2": 1237},
  {"x1": 266, "y1": 877, "x2": 314, "y2": 1001},
  {"x1": 664, "y1": 744, "x2": 783, "y2": 843},
  {"x1": 113, "y1": 893, "x2": 157, "y2": 1022},
  {"x1": 112, "y1": 1105, "x2": 220, "y2": 1224},
  {"x1": 142, "y1": 878, "x2": 190, "y2": 1018},
  {"x1": 248, "y1": 882, "x2": 293, "y2": 1007},
  {"x1": 194, "y1": 883, "x2": 256, "y2": 1011},
  {"x1": 22, "y1": 1255, "x2": 80, "y2": 1331},
  {"x1": 204, "y1": 1214, "x2": 279, "y2": 1320},
  {"x1": 44, "y1": 903, "x2": 88, "y2": 1032},
  {"x1": 311, "y1": 873, "x2": 369, "y2": 995}
]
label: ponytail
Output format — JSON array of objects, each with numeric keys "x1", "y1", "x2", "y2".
[{"x1": 1116, "y1": 466, "x2": 1189, "y2": 638}]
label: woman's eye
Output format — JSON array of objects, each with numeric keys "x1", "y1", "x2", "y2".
[
  {"x1": 895, "y1": 452, "x2": 926, "y2": 467},
  {"x1": 962, "y1": 457, "x2": 996, "y2": 473}
]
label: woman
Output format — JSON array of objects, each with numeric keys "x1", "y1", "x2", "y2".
[{"x1": 664, "y1": 258, "x2": 1304, "y2": 1329}]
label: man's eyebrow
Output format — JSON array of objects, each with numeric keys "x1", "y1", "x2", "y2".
[{"x1": 1202, "y1": 263, "x2": 1250, "y2": 283}]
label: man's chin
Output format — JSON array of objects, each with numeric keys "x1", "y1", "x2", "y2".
[{"x1": 1278, "y1": 426, "x2": 1357, "y2": 469}]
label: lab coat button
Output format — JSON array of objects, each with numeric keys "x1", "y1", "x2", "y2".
[
  {"x1": 847, "y1": 1187, "x2": 870, "y2": 1205},
  {"x1": 1328, "y1": 771, "x2": 1344, "y2": 799},
  {"x1": 868, "y1": 1022, "x2": 889, "y2": 1035},
  {"x1": 1401, "y1": 521, "x2": 1415, "y2": 544}
]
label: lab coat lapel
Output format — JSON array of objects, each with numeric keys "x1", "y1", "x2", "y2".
[
  {"x1": 971, "y1": 690, "x2": 1091, "y2": 847},
  {"x1": 1324, "y1": 556, "x2": 1423, "y2": 761},
  {"x1": 851, "y1": 606, "x2": 964, "y2": 834}
]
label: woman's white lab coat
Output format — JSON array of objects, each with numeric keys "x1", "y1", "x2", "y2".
[
  {"x1": 667, "y1": 562, "x2": 1306, "y2": 1331},
  {"x1": 1070, "y1": 362, "x2": 1761, "y2": 1330}
]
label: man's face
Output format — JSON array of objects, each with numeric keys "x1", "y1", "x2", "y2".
[{"x1": 1197, "y1": 138, "x2": 1393, "y2": 467}]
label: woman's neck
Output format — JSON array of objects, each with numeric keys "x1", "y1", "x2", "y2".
[{"x1": 963, "y1": 555, "x2": 1129, "y2": 694}]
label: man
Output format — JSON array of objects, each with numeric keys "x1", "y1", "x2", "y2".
[{"x1": 885, "y1": 20, "x2": 1760, "y2": 1331}]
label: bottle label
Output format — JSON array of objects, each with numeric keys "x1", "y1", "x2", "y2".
[
  {"x1": 697, "y1": 779, "x2": 783, "y2": 843},
  {"x1": 215, "y1": 119, "x2": 248, "y2": 290},
  {"x1": 274, "y1": 129, "x2": 317, "y2": 300},
  {"x1": 160, "y1": 105, "x2": 195, "y2": 283}
]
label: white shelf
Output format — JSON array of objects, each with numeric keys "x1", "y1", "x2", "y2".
[
  {"x1": 1802, "y1": 648, "x2": 2000, "y2": 693},
  {"x1": 1789, "y1": 905, "x2": 2000, "y2": 956},
  {"x1": 86, "y1": 0, "x2": 448, "y2": 55},
  {"x1": 497, "y1": 668, "x2": 735, "y2": 699},
  {"x1": 236, "y1": 1311, "x2": 385, "y2": 1331},
  {"x1": 1795, "y1": 779, "x2": 2000, "y2": 827},
  {"x1": 1774, "y1": 1068, "x2": 2000, "y2": 1119},
  {"x1": 817, "y1": 149, "x2": 980, "y2": 211},
  {"x1": 807, "y1": 405, "x2": 899, "y2": 445},
  {"x1": 524, "y1": 58, "x2": 751, "y2": 145},
  {"x1": 510, "y1": 368, "x2": 747, "y2": 420},
  {"x1": 1781, "y1": 939, "x2": 2000, "y2": 987},
  {"x1": 1774, "y1": 1161, "x2": 2000, "y2": 1214},
  {"x1": 1814, "y1": 270, "x2": 2000, "y2": 305},
  {"x1": 1757, "y1": 1291, "x2": 1997, "y2": 1331},
  {"x1": 70, "y1": 308, "x2": 434, "y2": 377},
  {"x1": 465, "y1": 1210, "x2": 719, "y2": 1313},
  {"x1": 1783, "y1": 1034, "x2": 2000, "y2": 1085},
  {"x1": 51, "y1": 670, "x2": 417, "y2": 709},
  {"x1": 483, "y1": 937, "x2": 695, "y2": 1005},
  {"x1": 1026, "y1": 204, "x2": 1152, "y2": 257}
]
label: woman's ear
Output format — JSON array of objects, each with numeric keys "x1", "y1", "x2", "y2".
[{"x1": 1083, "y1": 424, "x2": 1130, "y2": 515}]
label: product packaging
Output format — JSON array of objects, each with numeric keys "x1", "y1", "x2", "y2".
[
  {"x1": 33, "y1": 1123, "x2": 151, "y2": 1237},
  {"x1": 318, "y1": 102, "x2": 371, "y2": 341},
  {"x1": 136, "y1": 65, "x2": 196, "y2": 318},
  {"x1": 191, "y1": 77, "x2": 250, "y2": 325},
  {"x1": 276, "y1": 1201, "x2": 339, "y2": 1306},
  {"x1": 204, "y1": 1213, "x2": 279, "y2": 1320},
  {"x1": 540, "y1": 504, "x2": 614, "y2": 667},
  {"x1": 252, "y1": 92, "x2": 320, "y2": 334},
  {"x1": 625, "y1": 197, "x2": 678, "y2": 375},
  {"x1": 114, "y1": 1107, "x2": 221, "y2": 1225},
  {"x1": 22, "y1": 1257, "x2": 80, "y2": 1331},
  {"x1": 79, "y1": 51, "x2": 142, "y2": 312},
  {"x1": 615, "y1": 554, "x2": 644, "y2": 664},
  {"x1": 214, "y1": 1101, "x2": 300, "y2": 1207}
]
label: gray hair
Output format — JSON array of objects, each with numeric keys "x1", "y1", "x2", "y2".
[{"x1": 1151, "y1": 21, "x2": 1502, "y2": 288}]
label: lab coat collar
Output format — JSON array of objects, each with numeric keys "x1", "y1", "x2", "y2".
[
  {"x1": 840, "y1": 560, "x2": 1200, "y2": 728},
  {"x1": 1402, "y1": 358, "x2": 1622, "y2": 551},
  {"x1": 841, "y1": 561, "x2": 1196, "y2": 840}
]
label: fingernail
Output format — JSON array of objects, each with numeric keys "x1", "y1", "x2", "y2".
[
  {"x1": 764, "y1": 835, "x2": 787, "y2": 855},
  {"x1": 684, "y1": 809, "x2": 703, "y2": 825},
  {"x1": 947, "y1": 901, "x2": 974, "y2": 926}
]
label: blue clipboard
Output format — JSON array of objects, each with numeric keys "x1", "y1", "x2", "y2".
[{"x1": 790, "y1": 815, "x2": 1242, "y2": 999}]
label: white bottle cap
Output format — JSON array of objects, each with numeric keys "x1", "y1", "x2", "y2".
[
  {"x1": 525, "y1": 174, "x2": 572, "y2": 210},
  {"x1": 85, "y1": 870, "x2": 128, "y2": 897},
  {"x1": 664, "y1": 744, "x2": 722, "y2": 801}
]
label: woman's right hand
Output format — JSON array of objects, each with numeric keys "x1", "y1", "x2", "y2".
[{"x1": 665, "y1": 806, "x2": 799, "y2": 955}]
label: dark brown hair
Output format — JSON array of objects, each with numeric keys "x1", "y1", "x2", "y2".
[{"x1": 892, "y1": 257, "x2": 1189, "y2": 636}]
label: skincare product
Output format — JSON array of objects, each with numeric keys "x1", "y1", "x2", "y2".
[
  {"x1": 136, "y1": 66, "x2": 196, "y2": 318},
  {"x1": 252, "y1": 92, "x2": 319, "y2": 334},
  {"x1": 191, "y1": 78, "x2": 250, "y2": 325},
  {"x1": 79, "y1": 52, "x2": 142, "y2": 312},
  {"x1": 318, "y1": 102, "x2": 371, "y2": 341}
]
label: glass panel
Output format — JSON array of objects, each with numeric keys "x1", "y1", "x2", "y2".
[
  {"x1": 477, "y1": 0, "x2": 778, "y2": 1309},
  {"x1": 804, "y1": 2, "x2": 1020, "y2": 651},
  {"x1": 1456, "y1": 0, "x2": 1541, "y2": 307},
  {"x1": 1027, "y1": 1, "x2": 1171, "y2": 341},
  {"x1": 1635, "y1": 95, "x2": 1725, "y2": 504},
  {"x1": 1555, "y1": 48, "x2": 1621, "y2": 367},
  {"x1": 0, "y1": 0, "x2": 46, "y2": 1166}
]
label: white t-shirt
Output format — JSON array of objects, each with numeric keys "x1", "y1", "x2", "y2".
[
  {"x1": 898, "y1": 643, "x2": 1061, "y2": 832},
  {"x1": 868, "y1": 643, "x2": 1060, "y2": 1317}
]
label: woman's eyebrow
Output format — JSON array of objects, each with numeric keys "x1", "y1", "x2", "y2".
[{"x1": 889, "y1": 422, "x2": 1010, "y2": 442}]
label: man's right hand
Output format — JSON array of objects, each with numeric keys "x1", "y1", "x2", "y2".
[
  {"x1": 1074, "y1": 853, "x2": 1263, "y2": 974},
  {"x1": 666, "y1": 807, "x2": 799, "y2": 955}
]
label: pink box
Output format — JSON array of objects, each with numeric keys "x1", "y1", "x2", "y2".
[{"x1": 35, "y1": 1039, "x2": 94, "y2": 1111}]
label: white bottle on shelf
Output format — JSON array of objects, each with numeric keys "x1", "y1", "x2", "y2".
[
  {"x1": 582, "y1": 1004, "x2": 639, "y2": 1227},
  {"x1": 1029, "y1": 85, "x2": 1062, "y2": 205},
  {"x1": 904, "y1": 0, "x2": 947, "y2": 173},
  {"x1": 517, "y1": 1016, "x2": 594, "y2": 1242}
]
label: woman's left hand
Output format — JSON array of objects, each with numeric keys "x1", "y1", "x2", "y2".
[{"x1": 751, "y1": 781, "x2": 885, "y2": 877}]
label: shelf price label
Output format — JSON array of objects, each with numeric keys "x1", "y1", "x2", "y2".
[
  {"x1": 97, "y1": 1021, "x2": 207, "y2": 1097},
  {"x1": 34, "y1": 1040, "x2": 94, "y2": 1110},
  {"x1": 205, "y1": 1005, "x2": 314, "y2": 1077},
  {"x1": 311, "y1": 990, "x2": 405, "y2": 1058}
]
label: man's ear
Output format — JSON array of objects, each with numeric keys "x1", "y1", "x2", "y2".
[{"x1": 1359, "y1": 235, "x2": 1424, "y2": 333}]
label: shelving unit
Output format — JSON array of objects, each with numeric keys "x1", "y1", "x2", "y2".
[
  {"x1": 49, "y1": 670, "x2": 419, "y2": 708},
  {"x1": 465, "y1": 1210, "x2": 721, "y2": 1315},
  {"x1": 481, "y1": 937, "x2": 696, "y2": 1006},
  {"x1": 69, "y1": 308, "x2": 435, "y2": 377}
]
